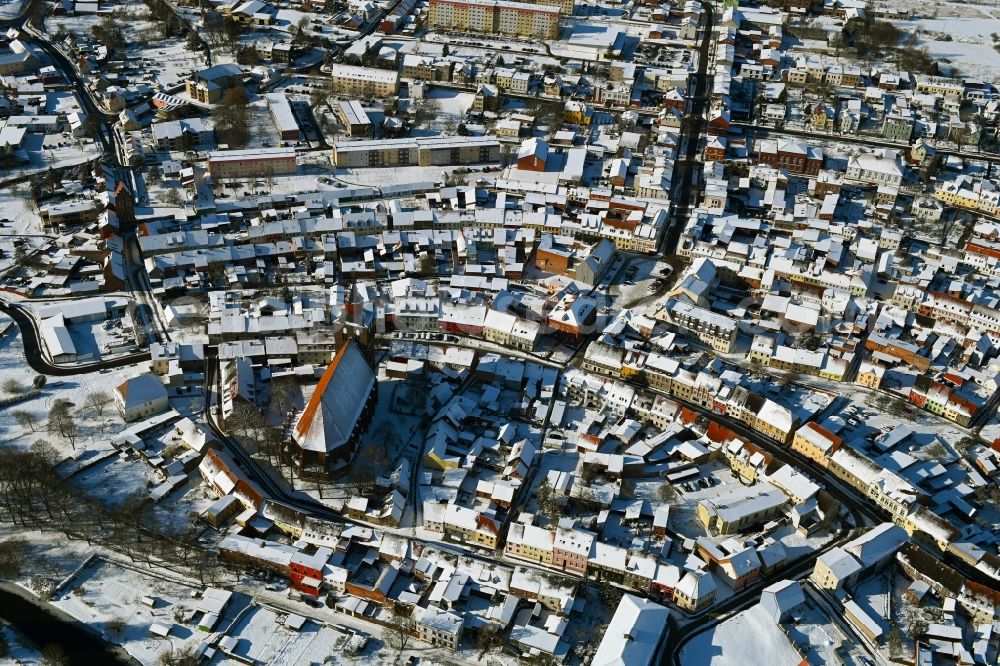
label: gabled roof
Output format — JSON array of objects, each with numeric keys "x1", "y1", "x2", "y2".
[
  {"x1": 292, "y1": 340, "x2": 375, "y2": 454},
  {"x1": 116, "y1": 374, "x2": 167, "y2": 409},
  {"x1": 592, "y1": 594, "x2": 670, "y2": 666}
]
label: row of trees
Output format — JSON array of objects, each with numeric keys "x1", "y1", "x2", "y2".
[
  {"x1": 847, "y1": 20, "x2": 937, "y2": 75},
  {"x1": 0, "y1": 442, "x2": 229, "y2": 587},
  {"x1": 91, "y1": 14, "x2": 127, "y2": 54},
  {"x1": 201, "y1": 11, "x2": 244, "y2": 51},
  {"x1": 224, "y1": 376, "x2": 312, "y2": 486}
]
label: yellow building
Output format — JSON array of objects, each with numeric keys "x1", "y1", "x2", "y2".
[
  {"x1": 504, "y1": 522, "x2": 554, "y2": 564},
  {"x1": 329, "y1": 63, "x2": 399, "y2": 98},
  {"x1": 752, "y1": 400, "x2": 795, "y2": 445},
  {"x1": 563, "y1": 100, "x2": 592, "y2": 125},
  {"x1": 790, "y1": 422, "x2": 841, "y2": 468},
  {"x1": 428, "y1": 0, "x2": 560, "y2": 39},
  {"x1": 855, "y1": 360, "x2": 885, "y2": 389}
]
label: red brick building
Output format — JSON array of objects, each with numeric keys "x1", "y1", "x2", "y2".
[
  {"x1": 516, "y1": 137, "x2": 548, "y2": 171},
  {"x1": 754, "y1": 138, "x2": 823, "y2": 175}
]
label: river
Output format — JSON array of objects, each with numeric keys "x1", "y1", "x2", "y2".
[{"x1": 0, "y1": 583, "x2": 138, "y2": 665}]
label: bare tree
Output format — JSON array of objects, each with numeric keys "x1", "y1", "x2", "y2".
[
  {"x1": 536, "y1": 479, "x2": 562, "y2": 527},
  {"x1": 61, "y1": 418, "x2": 80, "y2": 450},
  {"x1": 901, "y1": 603, "x2": 931, "y2": 638},
  {"x1": 156, "y1": 644, "x2": 200, "y2": 666},
  {"x1": 0, "y1": 538, "x2": 28, "y2": 577},
  {"x1": 268, "y1": 377, "x2": 297, "y2": 417},
  {"x1": 2, "y1": 378, "x2": 22, "y2": 394},
  {"x1": 47, "y1": 399, "x2": 73, "y2": 441},
  {"x1": 414, "y1": 99, "x2": 442, "y2": 128},
  {"x1": 161, "y1": 188, "x2": 183, "y2": 206},
  {"x1": 212, "y1": 87, "x2": 251, "y2": 147},
  {"x1": 384, "y1": 608, "x2": 415, "y2": 662},
  {"x1": 85, "y1": 390, "x2": 113, "y2": 417},
  {"x1": 106, "y1": 615, "x2": 127, "y2": 636},
  {"x1": 351, "y1": 441, "x2": 386, "y2": 494},
  {"x1": 226, "y1": 402, "x2": 268, "y2": 456},
  {"x1": 12, "y1": 410, "x2": 36, "y2": 432},
  {"x1": 475, "y1": 623, "x2": 501, "y2": 657}
]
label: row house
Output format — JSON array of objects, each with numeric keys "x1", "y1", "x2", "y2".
[{"x1": 754, "y1": 139, "x2": 823, "y2": 176}]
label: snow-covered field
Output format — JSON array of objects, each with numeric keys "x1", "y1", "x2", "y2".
[
  {"x1": 901, "y1": 15, "x2": 1000, "y2": 79},
  {"x1": 0, "y1": 622, "x2": 42, "y2": 663},
  {"x1": 219, "y1": 606, "x2": 349, "y2": 665},
  {"x1": 0, "y1": 315, "x2": 148, "y2": 458},
  {"x1": 47, "y1": 1, "x2": 212, "y2": 91},
  {"x1": 52, "y1": 557, "x2": 214, "y2": 665},
  {"x1": 0, "y1": 187, "x2": 47, "y2": 236}
]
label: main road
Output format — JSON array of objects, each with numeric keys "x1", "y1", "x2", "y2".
[{"x1": 659, "y1": 0, "x2": 715, "y2": 257}]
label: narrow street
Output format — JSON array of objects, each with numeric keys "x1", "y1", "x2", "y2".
[{"x1": 660, "y1": 0, "x2": 715, "y2": 257}]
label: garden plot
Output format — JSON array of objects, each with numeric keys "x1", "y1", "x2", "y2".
[
  {"x1": 48, "y1": 5, "x2": 211, "y2": 90},
  {"x1": 53, "y1": 558, "x2": 220, "y2": 665},
  {"x1": 219, "y1": 605, "x2": 353, "y2": 665}
]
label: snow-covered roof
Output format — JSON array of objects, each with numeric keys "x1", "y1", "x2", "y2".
[
  {"x1": 115, "y1": 374, "x2": 167, "y2": 410},
  {"x1": 592, "y1": 594, "x2": 670, "y2": 666},
  {"x1": 292, "y1": 340, "x2": 375, "y2": 454}
]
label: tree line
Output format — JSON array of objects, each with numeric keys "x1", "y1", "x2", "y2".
[{"x1": 0, "y1": 442, "x2": 230, "y2": 589}]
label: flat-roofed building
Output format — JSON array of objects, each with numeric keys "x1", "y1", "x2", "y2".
[
  {"x1": 416, "y1": 135, "x2": 501, "y2": 165},
  {"x1": 428, "y1": 0, "x2": 561, "y2": 39},
  {"x1": 329, "y1": 63, "x2": 399, "y2": 98},
  {"x1": 39, "y1": 199, "x2": 99, "y2": 227},
  {"x1": 331, "y1": 138, "x2": 419, "y2": 168},
  {"x1": 335, "y1": 100, "x2": 373, "y2": 137},
  {"x1": 265, "y1": 93, "x2": 301, "y2": 142},
  {"x1": 331, "y1": 135, "x2": 500, "y2": 168},
  {"x1": 207, "y1": 147, "x2": 297, "y2": 179}
]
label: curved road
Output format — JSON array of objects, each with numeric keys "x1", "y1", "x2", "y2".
[
  {"x1": 0, "y1": 300, "x2": 150, "y2": 375},
  {"x1": 201, "y1": 361, "x2": 586, "y2": 589}
]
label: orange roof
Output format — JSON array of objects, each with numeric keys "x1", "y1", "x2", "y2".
[
  {"x1": 294, "y1": 342, "x2": 350, "y2": 440},
  {"x1": 705, "y1": 421, "x2": 733, "y2": 443},
  {"x1": 678, "y1": 407, "x2": 697, "y2": 425},
  {"x1": 803, "y1": 421, "x2": 842, "y2": 447}
]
